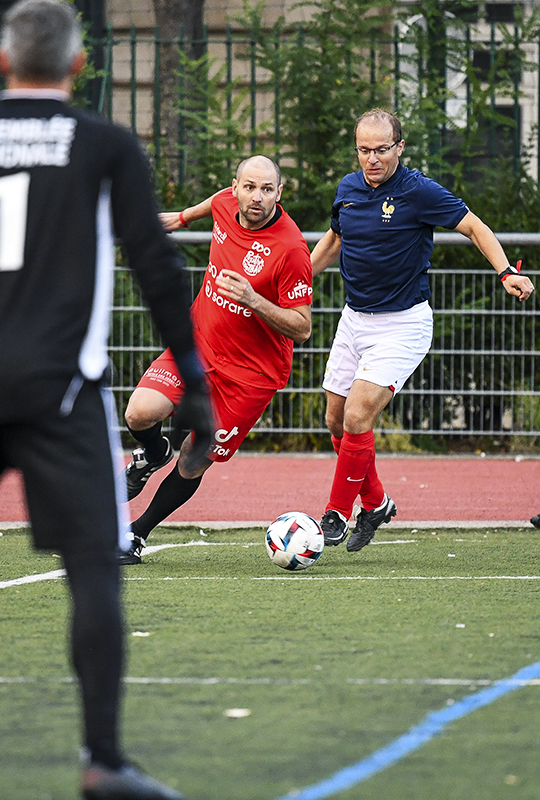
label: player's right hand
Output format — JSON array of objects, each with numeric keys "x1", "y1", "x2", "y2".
[
  {"x1": 503, "y1": 274, "x2": 535, "y2": 302},
  {"x1": 159, "y1": 212, "x2": 182, "y2": 232},
  {"x1": 170, "y1": 379, "x2": 216, "y2": 473}
]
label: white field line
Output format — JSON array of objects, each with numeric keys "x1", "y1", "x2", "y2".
[
  {"x1": 252, "y1": 574, "x2": 540, "y2": 581},
  {"x1": 144, "y1": 541, "x2": 262, "y2": 553},
  {"x1": 3, "y1": 539, "x2": 540, "y2": 588},
  {"x1": 0, "y1": 542, "x2": 260, "y2": 588},
  {"x1": 124, "y1": 575, "x2": 540, "y2": 581},
  {"x1": 1, "y1": 675, "x2": 540, "y2": 687},
  {"x1": 0, "y1": 568, "x2": 66, "y2": 588},
  {"x1": 0, "y1": 539, "x2": 415, "y2": 588},
  {"x1": 145, "y1": 539, "x2": 416, "y2": 552}
]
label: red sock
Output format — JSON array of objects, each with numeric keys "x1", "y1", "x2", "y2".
[
  {"x1": 331, "y1": 435, "x2": 342, "y2": 455},
  {"x1": 360, "y1": 459, "x2": 384, "y2": 511},
  {"x1": 326, "y1": 430, "x2": 376, "y2": 519}
]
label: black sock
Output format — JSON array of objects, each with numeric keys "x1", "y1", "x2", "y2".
[
  {"x1": 89, "y1": 744, "x2": 124, "y2": 770},
  {"x1": 62, "y1": 549, "x2": 125, "y2": 770},
  {"x1": 132, "y1": 462, "x2": 202, "y2": 540},
  {"x1": 127, "y1": 421, "x2": 168, "y2": 464}
]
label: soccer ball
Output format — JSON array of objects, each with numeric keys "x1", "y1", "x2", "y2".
[{"x1": 265, "y1": 512, "x2": 324, "y2": 571}]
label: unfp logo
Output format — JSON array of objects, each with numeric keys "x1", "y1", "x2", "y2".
[{"x1": 382, "y1": 198, "x2": 395, "y2": 223}]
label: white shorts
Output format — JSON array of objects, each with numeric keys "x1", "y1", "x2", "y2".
[{"x1": 323, "y1": 301, "x2": 433, "y2": 397}]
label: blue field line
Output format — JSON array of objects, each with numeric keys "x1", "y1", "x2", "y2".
[{"x1": 274, "y1": 659, "x2": 540, "y2": 800}]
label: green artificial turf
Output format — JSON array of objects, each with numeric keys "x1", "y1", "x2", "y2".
[{"x1": 1, "y1": 525, "x2": 539, "y2": 799}]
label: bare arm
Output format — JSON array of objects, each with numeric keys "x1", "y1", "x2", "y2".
[
  {"x1": 215, "y1": 269, "x2": 311, "y2": 344},
  {"x1": 159, "y1": 192, "x2": 221, "y2": 232},
  {"x1": 311, "y1": 228, "x2": 342, "y2": 276},
  {"x1": 455, "y1": 211, "x2": 534, "y2": 301}
]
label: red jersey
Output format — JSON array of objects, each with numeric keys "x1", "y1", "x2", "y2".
[{"x1": 191, "y1": 188, "x2": 312, "y2": 390}]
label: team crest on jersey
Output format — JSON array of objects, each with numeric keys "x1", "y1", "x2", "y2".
[
  {"x1": 243, "y1": 249, "x2": 265, "y2": 276},
  {"x1": 382, "y1": 198, "x2": 395, "y2": 223}
]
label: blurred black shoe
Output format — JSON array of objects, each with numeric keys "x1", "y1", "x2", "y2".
[
  {"x1": 81, "y1": 761, "x2": 185, "y2": 799},
  {"x1": 118, "y1": 534, "x2": 146, "y2": 565}
]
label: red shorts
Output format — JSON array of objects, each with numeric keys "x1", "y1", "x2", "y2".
[{"x1": 137, "y1": 349, "x2": 275, "y2": 462}]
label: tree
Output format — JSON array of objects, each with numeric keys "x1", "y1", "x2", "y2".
[{"x1": 152, "y1": 0, "x2": 206, "y2": 178}]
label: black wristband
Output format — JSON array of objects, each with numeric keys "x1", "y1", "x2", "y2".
[{"x1": 499, "y1": 261, "x2": 522, "y2": 282}]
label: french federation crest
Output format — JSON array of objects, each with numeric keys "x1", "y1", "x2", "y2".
[
  {"x1": 243, "y1": 249, "x2": 264, "y2": 276},
  {"x1": 382, "y1": 199, "x2": 395, "y2": 221}
]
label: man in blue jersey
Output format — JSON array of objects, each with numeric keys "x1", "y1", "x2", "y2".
[{"x1": 312, "y1": 108, "x2": 534, "y2": 553}]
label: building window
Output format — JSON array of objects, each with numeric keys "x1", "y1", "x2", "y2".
[{"x1": 485, "y1": 3, "x2": 523, "y2": 23}]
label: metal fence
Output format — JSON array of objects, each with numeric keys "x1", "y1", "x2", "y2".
[
  {"x1": 110, "y1": 232, "x2": 540, "y2": 440},
  {"x1": 88, "y1": 18, "x2": 540, "y2": 181}
]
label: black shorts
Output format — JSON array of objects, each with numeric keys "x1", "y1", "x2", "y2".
[{"x1": 0, "y1": 380, "x2": 127, "y2": 553}]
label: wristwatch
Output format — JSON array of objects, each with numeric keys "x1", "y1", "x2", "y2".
[{"x1": 499, "y1": 260, "x2": 522, "y2": 281}]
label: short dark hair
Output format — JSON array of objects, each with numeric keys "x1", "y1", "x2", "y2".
[
  {"x1": 1, "y1": 0, "x2": 82, "y2": 82},
  {"x1": 354, "y1": 109, "x2": 403, "y2": 143}
]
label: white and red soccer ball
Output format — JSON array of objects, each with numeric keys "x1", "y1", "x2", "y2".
[{"x1": 265, "y1": 512, "x2": 324, "y2": 571}]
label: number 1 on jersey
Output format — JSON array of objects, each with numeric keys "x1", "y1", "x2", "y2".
[{"x1": 0, "y1": 171, "x2": 30, "y2": 271}]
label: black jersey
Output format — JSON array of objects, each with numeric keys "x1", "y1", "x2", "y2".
[{"x1": 0, "y1": 90, "x2": 195, "y2": 421}]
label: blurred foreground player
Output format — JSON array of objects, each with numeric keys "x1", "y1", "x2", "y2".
[
  {"x1": 0, "y1": 1, "x2": 213, "y2": 797},
  {"x1": 121, "y1": 156, "x2": 312, "y2": 564}
]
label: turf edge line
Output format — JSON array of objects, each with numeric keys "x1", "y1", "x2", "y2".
[
  {"x1": 2, "y1": 675, "x2": 540, "y2": 687},
  {"x1": 272, "y1": 659, "x2": 540, "y2": 800}
]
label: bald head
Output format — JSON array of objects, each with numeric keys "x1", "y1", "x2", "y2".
[
  {"x1": 232, "y1": 155, "x2": 283, "y2": 230},
  {"x1": 236, "y1": 155, "x2": 281, "y2": 187}
]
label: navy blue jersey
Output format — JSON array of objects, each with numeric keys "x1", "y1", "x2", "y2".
[{"x1": 330, "y1": 163, "x2": 469, "y2": 312}]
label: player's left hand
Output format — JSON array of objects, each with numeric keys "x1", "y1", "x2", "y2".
[
  {"x1": 170, "y1": 379, "x2": 216, "y2": 473},
  {"x1": 216, "y1": 269, "x2": 255, "y2": 307},
  {"x1": 503, "y1": 274, "x2": 535, "y2": 302}
]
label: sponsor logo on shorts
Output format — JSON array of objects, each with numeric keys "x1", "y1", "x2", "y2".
[
  {"x1": 145, "y1": 367, "x2": 182, "y2": 388},
  {"x1": 212, "y1": 426, "x2": 240, "y2": 457},
  {"x1": 216, "y1": 426, "x2": 239, "y2": 443},
  {"x1": 213, "y1": 444, "x2": 232, "y2": 457},
  {"x1": 346, "y1": 476, "x2": 364, "y2": 482},
  {"x1": 287, "y1": 280, "x2": 313, "y2": 301},
  {"x1": 382, "y1": 198, "x2": 395, "y2": 223}
]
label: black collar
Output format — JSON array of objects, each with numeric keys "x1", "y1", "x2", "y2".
[{"x1": 236, "y1": 206, "x2": 282, "y2": 230}]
